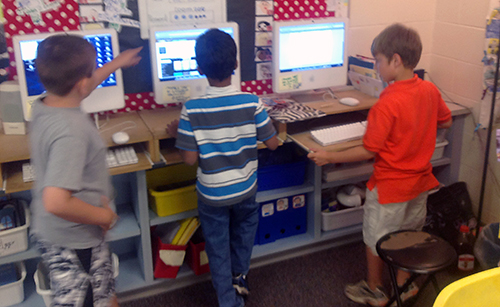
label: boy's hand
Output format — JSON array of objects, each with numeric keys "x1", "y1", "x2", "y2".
[
  {"x1": 166, "y1": 119, "x2": 179, "y2": 138},
  {"x1": 308, "y1": 148, "x2": 331, "y2": 166},
  {"x1": 114, "y1": 47, "x2": 142, "y2": 69},
  {"x1": 100, "y1": 196, "x2": 119, "y2": 234}
]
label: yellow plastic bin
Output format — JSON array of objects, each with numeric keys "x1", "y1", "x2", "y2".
[
  {"x1": 147, "y1": 164, "x2": 198, "y2": 217},
  {"x1": 433, "y1": 266, "x2": 500, "y2": 307}
]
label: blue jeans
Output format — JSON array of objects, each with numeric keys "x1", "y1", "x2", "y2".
[{"x1": 197, "y1": 195, "x2": 259, "y2": 307}]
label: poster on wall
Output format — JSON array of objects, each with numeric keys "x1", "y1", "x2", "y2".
[
  {"x1": 480, "y1": 0, "x2": 500, "y2": 127},
  {"x1": 137, "y1": 0, "x2": 226, "y2": 39}
]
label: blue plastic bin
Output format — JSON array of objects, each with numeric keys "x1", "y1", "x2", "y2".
[{"x1": 257, "y1": 143, "x2": 307, "y2": 191}]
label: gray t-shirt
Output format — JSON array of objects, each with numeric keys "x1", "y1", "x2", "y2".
[{"x1": 29, "y1": 98, "x2": 112, "y2": 249}]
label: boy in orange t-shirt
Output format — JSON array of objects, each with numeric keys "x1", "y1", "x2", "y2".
[{"x1": 308, "y1": 23, "x2": 452, "y2": 306}]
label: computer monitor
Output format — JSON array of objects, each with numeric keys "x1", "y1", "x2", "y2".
[
  {"x1": 272, "y1": 17, "x2": 349, "y2": 94},
  {"x1": 149, "y1": 22, "x2": 241, "y2": 105},
  {"x1": 12, "y1": 28, "x2": 125, "y2": 121}
]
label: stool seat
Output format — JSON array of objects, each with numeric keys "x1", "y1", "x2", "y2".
[
  {"x1": 377, "y1": 230, "x2": 457, "y2": 274},
  {"x1": 376, "y1": 230, "x2": 457, "y2": 307}
]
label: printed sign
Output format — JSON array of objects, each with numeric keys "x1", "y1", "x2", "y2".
[
  {"x1": 163, "y1": 86, "x2": 191, "y2": 104},
  {"x1": 137, "y1": 0, "x2": 226, "y2": 39},
  {"x1": 278, "y1": 74, "x2": 302, "y2": 91}
]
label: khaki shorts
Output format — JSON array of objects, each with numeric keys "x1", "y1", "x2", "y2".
[{"x1": 363, "y1": 187, "x2": 428, "y2": 256}]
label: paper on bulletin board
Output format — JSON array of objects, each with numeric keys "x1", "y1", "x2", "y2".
[
  {"x1": 137, "y1": 0, "x2": 226, "y2": 39},
  {"x1": 278, "y1": 74, "x2": 302, "y2": 92},
  {"x1": 0, "y1": 0, "x2": 4, "y2": 22},
  {"x1": 163, "y1": 86, "x2": 191, "y2": 104}
]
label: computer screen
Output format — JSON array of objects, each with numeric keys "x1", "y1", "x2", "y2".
[
  {"x1": 149, "y1": 22, "x2": 240, "y2": 105},
  {"x1": 12, "y1": 28, "x2": 125, "y2": 120},
  {"x1": 272, "y1": 18, "x2": 349, "y2": 94}
]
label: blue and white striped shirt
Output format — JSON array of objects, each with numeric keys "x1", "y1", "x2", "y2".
[{"x1": 175, "y1": 85, "x2": 276, "y2": 206}]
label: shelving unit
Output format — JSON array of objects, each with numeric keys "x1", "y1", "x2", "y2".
[{"x1": 0, "y1": 90, "x2": 470, "y2": 306}]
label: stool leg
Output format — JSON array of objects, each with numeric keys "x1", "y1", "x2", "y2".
[{"x1": 388, "y1": 265, "x2": 403, "y2": 307}]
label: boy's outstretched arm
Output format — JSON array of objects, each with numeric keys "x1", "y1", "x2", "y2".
[
  {"x1": 264, "y1": 134, "x2": 279, "y2": 151},
  {"x1": 89, "y1": 47, "x2": 143, "y2": 91},
  {"x1": 308, "y1": 145, "x2": 376, "y2": 166},
  {"x1": 43, "y1": 186, "x2": 118, "y2": 231}
]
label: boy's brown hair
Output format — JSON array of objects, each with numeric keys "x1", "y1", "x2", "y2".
[
  {"x1": 36, "y1": 34, "x2": 96, "y2": 96},
  {"x1": 371, "y1": 23, "x2": 422, "y2": 69}
]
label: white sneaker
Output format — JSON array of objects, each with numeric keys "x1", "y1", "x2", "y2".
[
  {"x1": 345, "y1": 280, "x2": 389, "y2": 307},
  {"x1": 390, "y1": 282, "x2": 419, "y2": 306}
]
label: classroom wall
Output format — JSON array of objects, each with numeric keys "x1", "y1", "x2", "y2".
[
  {"x1": 432, "y1": 0, "x2": 500, "y2": 225},
  {"x1": 349, "y1": 0, "x2": 498, "y2": 224}
]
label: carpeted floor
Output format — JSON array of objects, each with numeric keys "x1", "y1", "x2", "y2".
[{"x1": 120, "y1": 241, "x2": 468, "y2": 307}]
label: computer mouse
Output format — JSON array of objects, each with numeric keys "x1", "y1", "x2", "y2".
[
  {"x1": 112, "y1": 131, "x2": 130, "y2": 145},
  {"x1": 339, "y1": 97, "x2": 360, "y2": 106}
]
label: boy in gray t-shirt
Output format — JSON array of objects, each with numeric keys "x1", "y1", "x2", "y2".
[{"x1": 29, "y1": 34, "x2": 141, "y2": 307}]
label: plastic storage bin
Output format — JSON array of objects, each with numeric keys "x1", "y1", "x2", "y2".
[
  {"x1": 34, "y1": 254, "x2": 119, "y2": 307},
  {"x1": 0, "y1": 202, "x2": 30, "y2": 258},
  {"x1": 321, "y1": 206, "x2": 364, "y2": 231},
  {"x1": 256, "y1": 194, "x2": 307, "y2": 245},
  {"x1": 257, "y1": 143, "x2": 307, "y2": 191},
  {"x1": 431, "y1": 140, "x2": 449, "y2": 160},
  {"x1": 147, "y1": 164, "x2": 198, "y2": 217},
  {"x1": 0, "y1": 262, "x2": 26, "y2": 307}
]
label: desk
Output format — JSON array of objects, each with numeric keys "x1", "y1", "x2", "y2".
[
  {"x1": 0, "y1": 111, "x2": 155, "y2": 194},
  {"x1": 138, "y1": 105, "x2": 287, "y2": 165},
  {"x1": 0, "y1": 90, "x2": 470, "y2": 306}
]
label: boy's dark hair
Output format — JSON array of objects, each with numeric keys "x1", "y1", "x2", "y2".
[
  {"x1": 371, "y1": 23, "x2": 422, "y2": 69},
  {"x1": 195, "y1": 29, "x2": 237, "y2": 82},
  {"x1": 36, "y1": 34, "x2": 96, "y2": 96}
]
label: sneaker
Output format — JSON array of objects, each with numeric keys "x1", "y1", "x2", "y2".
[
  {"x1": 344, "y1": 280, "x2": 389, "y2": 306},
  {"x1": 232, "y1": 274, "x2": 250, "y2": 296},
  {"x1": 390, "y1": 282, "x2": 419, "y2": 306}
]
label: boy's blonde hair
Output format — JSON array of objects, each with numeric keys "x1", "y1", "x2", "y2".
[
  {"x1": 371, "y1": 23, "x2": 422, "y2": 69},
  {"x1": 36, "y1": 34, "x2": 96, "y2": 96}
]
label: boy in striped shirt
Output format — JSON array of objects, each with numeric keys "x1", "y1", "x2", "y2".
[{"x1": 167, "y1": 29, "x2": 279, "y2": 307}]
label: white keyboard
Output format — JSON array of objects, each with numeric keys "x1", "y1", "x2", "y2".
[
  {"x1": 311, "y1": 121, "x2": 367, "y2": 146},
  {"x1": 106, "y1": 146, "x2": 139, "y2": 168},
  {"x1": 22, "y1": 163, "x2": 35, "y2": 183},
  {"x1": 21, "y1": 146, "x2": 139, "y2": 182}
]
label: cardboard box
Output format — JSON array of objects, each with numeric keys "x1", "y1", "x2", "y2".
[
  {"x1": 152, "y1": 235, "x2": 187, "y2": 279},
  {"x1": 185, "y1": 240, "x2": 209, "y2": 276}
]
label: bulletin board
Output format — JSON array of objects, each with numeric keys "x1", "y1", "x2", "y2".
[{"x1": 1, "y1": 0, "x2": 347, "y2": 112}]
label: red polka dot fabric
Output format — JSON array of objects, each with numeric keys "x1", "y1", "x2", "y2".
[
  {"x1": 3, "y1": 0, "x2": 80, "y2": 79},
  {"x1": 273, "y1": 0, "x2": 333, "y2": 21}
]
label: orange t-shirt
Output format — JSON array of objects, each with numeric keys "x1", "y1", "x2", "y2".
[{"x1": 363, "y1": 75, "x2": 452, "y2": 204}]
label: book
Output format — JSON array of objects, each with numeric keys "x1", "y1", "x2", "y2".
[
  {"x1": 171, "y1": 218, "x2": 193, "y2": 245},
  {"x1": 177, "y1": 218, "x2": 200, "y2": 246}
]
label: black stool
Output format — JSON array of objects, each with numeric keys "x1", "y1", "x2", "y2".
[{"x1": 376, "y1": 230, "x2": 457, "y2": 307}]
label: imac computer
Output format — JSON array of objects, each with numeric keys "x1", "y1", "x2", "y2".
[
  {"x1": 149, "y1": 22, "x2": 241, "y2": 105},
  {"x1": 12, "y1": 28, "x2": 125, "y2": 121},
  {"x1": 272, "y1": 17, "x2": 349, "y2": 94}
]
